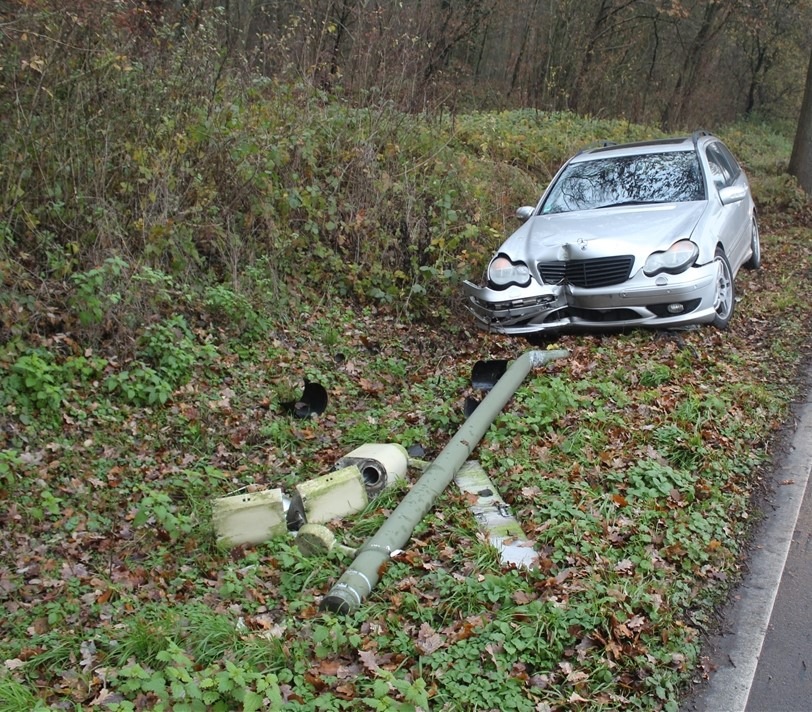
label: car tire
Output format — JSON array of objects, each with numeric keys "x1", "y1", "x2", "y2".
[
  {"x1": 743, "y1": 216, "x2": 761, "y2": 270},
  {"x1": 711, "y1": 248, "x2": 735, "y2": 329}
]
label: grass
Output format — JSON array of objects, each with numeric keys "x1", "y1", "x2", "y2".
[
  {"x1": 1, "y1": 14, "x2": 811, "y2": 705},
  {"x1": 3, "y1": 239, "x2": 810, "y2": 709}
]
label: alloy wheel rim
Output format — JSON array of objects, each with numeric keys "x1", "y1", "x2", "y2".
[
  {"x1": 752, "y1": 221, "x2": 760, "y2": 264},
  {"x1": 714, "y1": 257, "x2": 732, "y2": 318}
]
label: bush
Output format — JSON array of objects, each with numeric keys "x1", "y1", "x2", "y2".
[{"x1": 0, "y1": 3, "x2": 799, "y2": 353}]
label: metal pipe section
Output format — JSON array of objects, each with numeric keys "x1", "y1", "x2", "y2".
[{"x1": 320, "y1": 348, "x2": 569, "y2": 614}]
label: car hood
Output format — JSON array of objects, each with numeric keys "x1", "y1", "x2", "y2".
[{"x1": 499, "y1": 202, "x2": 708, "y2": 264}]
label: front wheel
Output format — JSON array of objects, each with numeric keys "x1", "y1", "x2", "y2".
[
  {"x1": 711, "y1": 248, "x2": 735, "y2": 329},
  {"x1": 744, "y1": 216, "x2": 761, "y2": 270}
]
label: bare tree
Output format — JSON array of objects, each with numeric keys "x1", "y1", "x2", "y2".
[
  {"x1": 132, "y1": 0, "x2": 812, "y2": 125},
  {"x1": 568, "y1": 0, "x2": 639, "y2": 113},
  {"x1": 661, "y1": 0, "x2": 736, "y2": 129},
  {"x1": 789, "y1": 48, "x2": 812, "y2": 194}
]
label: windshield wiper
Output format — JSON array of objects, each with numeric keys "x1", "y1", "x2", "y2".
[{"x1": 594, "y1": 199, "x2": 666, "y2": 209}]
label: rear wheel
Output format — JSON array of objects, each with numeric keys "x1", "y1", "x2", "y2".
[
  {"x1": 744, "y1": 216, "x2": 761, "y2": 270},
  {"x1": 711, "y1": 248, "x2": 735, "y2": 329}
]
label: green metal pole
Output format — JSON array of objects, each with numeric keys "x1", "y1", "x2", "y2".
[{"x1": 320, "y1": 349, "x2": 568, "y2": 614}]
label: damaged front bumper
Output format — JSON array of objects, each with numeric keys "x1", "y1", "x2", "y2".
[{"x1": 462, "y1": 262, "x2": 721, "y2": 335}]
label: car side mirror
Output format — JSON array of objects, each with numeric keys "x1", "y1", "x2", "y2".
[
  {"x1": 515, "y1": 206, "x2": 535, "y2": 221},
  {"x1": 719, "y1": 185, "x2": 747, "y2": 205}
]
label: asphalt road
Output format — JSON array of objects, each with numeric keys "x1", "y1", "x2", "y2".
[
  {"x1": 745, "y1": 475, "x2": 812, "y2": 712},
  {"x1": 684, "y1": 364, "x2": 812, "y2": 712}
]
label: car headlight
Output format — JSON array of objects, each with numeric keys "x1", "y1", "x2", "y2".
[
  {"x1": 643, "y1": 240, "x2": 699, "y2": 276},
  {"x1": 488, "y1": 255, "x2": 531, "y2": 288}
]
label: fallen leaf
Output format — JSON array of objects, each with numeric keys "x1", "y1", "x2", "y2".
[
  {"x1": 512, "y1": 589, "x2": 533, "y2": 604},
  {"x1": 317, "y1": 659, "x2": 341, "y2": 676},
  {"x1": 612, "y1": 494, "x2": 628, "y2": 507},
  {"x1": 416, "y1": 622, "x2": 445, "y2": 654},
  {"x1": 614, "y1": 559, "x2": 634, "y2": 574},
  {"x1": 358, "y1": 649, "x2": 381, "y2": 673}
]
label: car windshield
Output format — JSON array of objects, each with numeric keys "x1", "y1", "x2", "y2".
[{"x1": 540, "y1": 151, "x2": 705, "y2": 214}]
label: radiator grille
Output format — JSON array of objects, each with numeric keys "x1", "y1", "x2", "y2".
[{"x1": 538, "y1": 256, "x2": 634, "y2": 288}]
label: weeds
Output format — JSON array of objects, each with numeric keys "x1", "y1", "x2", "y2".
[
  {"x1": 3, "y1": 264, "x2": 807, "y2": 709},
  {"x1": 1, "y1": 5, "x2": 811, "y2": 711}
]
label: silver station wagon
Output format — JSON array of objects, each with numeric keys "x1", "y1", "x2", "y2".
[{"x1": 463, "y1": 132, "x2": 760, "y2": 336}]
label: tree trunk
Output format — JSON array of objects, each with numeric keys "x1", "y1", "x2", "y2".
[
  {"x1": 662, "y1": 0, "x2": 734, "y2": 130},
  {"x1": 789, "y1": 48, "x2": 812, "y2": 194},
  {"x1": 509, "y1": 0, "x2": 539, "y2": 96},
  {"x1": 569, "y1": 0, "x2": 638, "y2": 113}
]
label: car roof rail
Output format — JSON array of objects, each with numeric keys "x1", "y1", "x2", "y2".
[
  {"x1": 577, "y1": 139, "x2": 618, "y2": 155},
  {"x1": 691, "y1": 129, "x2": 713, "y2": 150}
]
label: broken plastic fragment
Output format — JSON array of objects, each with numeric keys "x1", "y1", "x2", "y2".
[
  {"x1": 282, "y1": 381, "x2": 328, "y2": 418},
  {"x1": 471, "y1": 359, "x2": 509, "y2": 390}
]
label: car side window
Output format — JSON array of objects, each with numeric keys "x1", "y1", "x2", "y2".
[
  {"x1": 715, "y1": 142, "x2": 742, "y2": 181},
  {"x1": 706, "y1": 143, "x2": 739, "y2": 189}
]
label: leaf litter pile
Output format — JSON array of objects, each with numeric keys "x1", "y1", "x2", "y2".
[{"x1": 1, "y1": 225, "x2": 811, "y2": 711}]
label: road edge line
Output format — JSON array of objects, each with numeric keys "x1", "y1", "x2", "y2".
[{"x1": 688, "y1": 384, "x2": 812, "y2": 712}]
